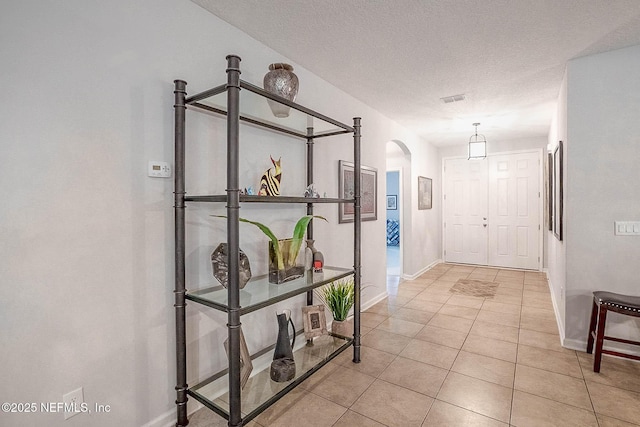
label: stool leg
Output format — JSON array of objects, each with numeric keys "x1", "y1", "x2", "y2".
[
  {"x1": 593, "y1": 305, "x2": 607, "y2": 373},
  {"x1": 586, "y1": 299, "x2": 598, "y2": 354}
]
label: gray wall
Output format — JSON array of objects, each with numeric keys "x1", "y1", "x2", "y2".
[
  {"x1": 9, "y1": 3, "x2": 637, "y2": 426},
  {"x1": 562, "y1": 44, "x2": 640, "y2": 349},
  {"x1": 0, "y1": 1, "x2": 440, "y2": 425},
  {"x1": 547, "y1": 71, "x2": 569, "y2": 337}
]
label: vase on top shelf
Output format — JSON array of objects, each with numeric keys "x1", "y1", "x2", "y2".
[{"x1": 263, "y1": 63, "x2": 299, "y2": 118}]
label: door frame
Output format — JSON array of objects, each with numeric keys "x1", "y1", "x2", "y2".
[{"x1": 441, "y1": 148, "x2": 544, "y2": 271}]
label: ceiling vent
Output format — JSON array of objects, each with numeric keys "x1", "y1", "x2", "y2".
[{"x1": 440, "y1": 94, "x2": 466, "y2": 104}]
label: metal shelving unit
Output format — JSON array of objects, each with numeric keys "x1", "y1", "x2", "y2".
[{"x1": 173, "y1": 55, "x2": 362, "y2": 427}]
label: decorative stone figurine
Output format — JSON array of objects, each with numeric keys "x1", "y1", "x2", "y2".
[
  {"x1": 263, "y1": 63, "x2": 299, "y2": 118},
  {"x1": 304, "y1": 184, "x2": 320, "y2": 198},
  {"x1": 270, "y1": 309, "x2": 296, "y2": 382},
  {"x1": 211, "y1": 243, "x2": 252, "y2": 289}
]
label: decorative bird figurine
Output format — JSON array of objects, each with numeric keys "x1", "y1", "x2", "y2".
[{"x1": 258, "y1": 156, "x2": 282, "y2": 196}]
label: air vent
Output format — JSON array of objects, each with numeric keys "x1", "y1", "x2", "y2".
[{"x1": 440, "y1": 94, "x2": 466, "y2": 104}]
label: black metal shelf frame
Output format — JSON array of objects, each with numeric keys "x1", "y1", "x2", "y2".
[{"x1": 173, "y1": 54, "x2": 362, "y2": 427}]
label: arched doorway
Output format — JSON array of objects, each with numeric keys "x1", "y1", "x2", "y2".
[{"x1": 386, "y1": 140, "x2": 411, "y2": 283}]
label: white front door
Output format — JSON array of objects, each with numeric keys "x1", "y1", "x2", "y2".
[
  {"x1": 443, "y1": 158, "x2": 488, "y2": 265},
  {"x1": 444, "y1": 151, "x2": 540, "y2": 269},
  {"x1": 488, "y1": 152, "x2": 540, "y2": 269}
]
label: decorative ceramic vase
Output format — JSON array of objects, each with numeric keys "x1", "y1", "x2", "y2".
[
  {"x1": 263, "y1": 63, "x2": 299, "y2": 118},
  {"x1": 304, "y1": 239, "x2": 317, "y2": 271},
  {"x1": 331, "y1": 318, "x2": 353, "y2": 338},
  {"x1": 268, "y1": 238, "x2": 305, "y2": 284},
  {"x1": 270, "y1": 310, "x2": 296, "y2": 382},
  {"x1": 211, "y1": 243, "x2": 252, "y2": 289}
]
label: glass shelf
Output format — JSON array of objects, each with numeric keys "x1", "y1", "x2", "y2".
[
  {"x1": 186, "y1": 80, "x2": 354, "y2": 139},
  {"x1": 188, "y1": 333, "x2": 352, "y2": 423},
  {"x1": 184, "y1": 195, "x2": 353, "y2": 204},
  {"x1": 187, "y1": 267, "x2": 354, "y2": 315}
]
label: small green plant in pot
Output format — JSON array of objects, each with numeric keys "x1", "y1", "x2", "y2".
[
  {"x1": 213, "y1": 214, "x2": 326, "y2": 284},
  {"x1": 319, "y1": 277, "x2": 355, "y2": 337}
]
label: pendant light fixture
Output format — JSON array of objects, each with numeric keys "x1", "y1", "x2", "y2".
[{"x1": 468, "y1": 122, "x2": 487, "y2": 159}]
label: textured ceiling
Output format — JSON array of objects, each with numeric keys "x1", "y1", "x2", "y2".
[{"x1": 191, "y1": 0, "x2": 640, "y2": 147}]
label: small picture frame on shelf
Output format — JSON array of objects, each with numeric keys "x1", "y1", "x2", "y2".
[
  {"x1": 223, "y1": 327, "x2": 253, "y2": 389},
  {"x1": 302, "y1": 305, "x2": 328, "y2": 340}
]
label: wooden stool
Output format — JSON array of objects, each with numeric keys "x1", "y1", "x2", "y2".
[{"x1": 586, "y1": 291, "x2": 640, "y2": 372}]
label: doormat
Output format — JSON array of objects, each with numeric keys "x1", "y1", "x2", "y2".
[{"x1": 449, "y1": 279, "x2": 498, "y2": 298}]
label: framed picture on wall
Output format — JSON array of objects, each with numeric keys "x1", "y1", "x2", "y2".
[
  {"x1": 553, "y1": 141, "x2": 563, "y2": 240},
  {"x1": 338, "y1": 160, "x2": 378, "y2": 223},
  {"x1": 386, "y1": 195, "x2": 397, "y2": 210},
  {"x1": 418, "y1": 176, "x2": 432, "y2": 210},
  {"x1": 547, "y1": 152, "x2": 553, "y2": 231}
]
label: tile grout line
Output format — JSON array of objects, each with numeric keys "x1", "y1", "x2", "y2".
[{"x1": 509, "y1": 275, "x2": 525, "y2": 426}]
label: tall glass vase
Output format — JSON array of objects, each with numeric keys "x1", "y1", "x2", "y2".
[{"x1": 268, "y1": 238, "x2": 304, "y2": 284}]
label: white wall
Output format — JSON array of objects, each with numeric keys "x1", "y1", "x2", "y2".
[
  {"x1": 406, "y1": 140, "x2": 442, "y2": 277},
  {"x1": 561, "y1": 44, "x2": 640, "y2": 349},
  {"x1": 386, "y1": 138, "x2": 442, "y2": 278},
  {"x1": 547, "y1": 71, "x2": 568, "y2": 340},
  {"x1": 0, "y1": 1, "x2": 438, "y2": 426}
]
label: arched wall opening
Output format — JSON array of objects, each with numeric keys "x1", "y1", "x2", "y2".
[{"x1": 386, "y1": 140, "x2": 412, "y2": 280}]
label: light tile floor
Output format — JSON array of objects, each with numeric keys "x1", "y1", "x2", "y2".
[{"x1": 188, "y1": 263, "x2": 640, "y2": 426}]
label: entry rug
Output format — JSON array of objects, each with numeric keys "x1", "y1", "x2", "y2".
[{"x1": 450, "y1": 279, "x2": 498, "y2": 298}]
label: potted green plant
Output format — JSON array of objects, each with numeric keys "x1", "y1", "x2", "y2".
[
  {"x1": 319, "y1": 277, "x2": 355, "y2": 338},
  {"x1": 214, "y1": 215, "x2": 326, "y2": 284}
]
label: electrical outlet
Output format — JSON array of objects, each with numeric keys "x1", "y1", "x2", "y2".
[{"x1": 63, "y1": 387, "x2": 84, "y2": 420}]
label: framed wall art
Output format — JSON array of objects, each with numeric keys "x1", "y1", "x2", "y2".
[
  {"x1": 546, "y1": 152, "x2": 553, "y2": 231},
  {"x1": 553, "y1": 141, "x2": 563, "y2": 241},
  {"x1": 338, "y1": 160, "x2": 377, "y2": 223},
  {"x1": 302, "y1": 305, "x2": 328, "y2": 340},
  {"x1": 386, "y1": 195, "x2": 397, "y2": 210},
  {"x1": 418, "y1": 176, "x2": 432, "y2": 210}
]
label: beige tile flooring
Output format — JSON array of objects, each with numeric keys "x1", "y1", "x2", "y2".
[{"x1": 189, "y1": 263, "x2": 640, "y2": 426}]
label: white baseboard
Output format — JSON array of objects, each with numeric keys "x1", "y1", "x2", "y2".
[
  {"x1": 402, "y1": 259, "x2": 443, "y2": 281},
  {"x1": 143, "y1": 401, "x2": 204, "y2": 427},
  {"x1": 562, "y1": 337, "x2": 586, "y2": 352},
  {"x1": 362, "y1": 290, "x2": 389, "y2": 311},
  {"x1": 546, "y1": 272, "x2": 567, "y2": 345}
]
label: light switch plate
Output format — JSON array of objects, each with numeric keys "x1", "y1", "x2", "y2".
[
  {"x1": 148, "y1": 161, "x2": 171, "y2": 178},
  {"x1": 614, "y1": 221, "x2": 640, "y2": 236}
]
